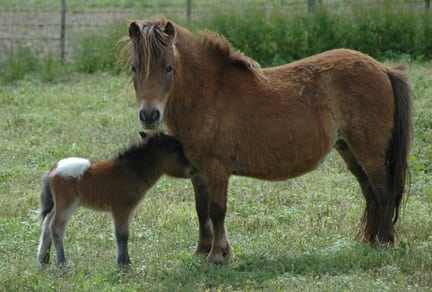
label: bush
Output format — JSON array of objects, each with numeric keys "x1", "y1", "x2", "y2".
[
  {"x1": 1, "y1": 1, "x2": 432, "y2": 83},
  {"x1": 199, "y1": 1, "x2": 432, "y2": 67},
  {"x1": 73, "y1": 21, "x2": 127, "y2": 74},
  {"x1": 0, "y1": 48, "x2": 39, "y2": 84}
]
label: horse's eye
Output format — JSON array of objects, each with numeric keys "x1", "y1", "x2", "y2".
[
  {"x1": 130, "y1": 64, "x2": 136, "y2": 73},
  {"x1": 166, "y1": 64, "x2": 174, "y2": 73}
]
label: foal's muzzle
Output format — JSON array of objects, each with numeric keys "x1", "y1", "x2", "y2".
[{"x1": 139, "y1": 108, "x2": 162, "y2": 129}]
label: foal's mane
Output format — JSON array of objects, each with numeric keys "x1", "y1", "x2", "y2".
[
  {"x1": 126, "y1": 17, "x2": 260, "y2": 74},
  {"x1": 115, "y1": 139, "x2": 152, "y2": 162},
  {"x1": 114, "y1": 134, "x2": 177, "y2": 162}
]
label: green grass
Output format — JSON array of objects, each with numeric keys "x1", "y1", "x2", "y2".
[{"x1": 0, "y1": 63, "x2": 431, "y2": 290}]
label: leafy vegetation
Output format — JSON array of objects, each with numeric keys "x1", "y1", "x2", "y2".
[
  {"x1": 0, "y1": 63, "x2": 431, "y2": 290},
  {"x1": 1, "y1": 0, "x2": 431, "y2": 84}
]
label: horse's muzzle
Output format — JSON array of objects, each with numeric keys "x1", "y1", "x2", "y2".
[{"x1": 139, "y1": 108, "x2": 162, "y2": 129}]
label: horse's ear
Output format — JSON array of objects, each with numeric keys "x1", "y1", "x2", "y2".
[
  {"x1": 139, "y1": 131, "x2": 148, "y2": 139},
  {"x1": 164, "y1": 21, "x2": 176, "y2": 39},
  {"x1": 129, "y1": 22, "x2": 141, "y2": 40}
]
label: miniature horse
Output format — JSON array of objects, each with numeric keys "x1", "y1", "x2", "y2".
[
  {"x1": 37, "y1": 133, "x2": 192, "y2": 267},
  {"x1": 127, "y1": 17, "x2": 413, "y2": 264}
]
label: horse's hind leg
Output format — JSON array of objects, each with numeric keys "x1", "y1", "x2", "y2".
[
  {"x1": 50, "y1": 200, "x2": 79, "y2": 267},
  {"x1": 337, "y1": 139, "x2": 395, "y2": 246},
  {"x1": 37, "y1": 211, "x2": 54, "y2": 264},
  {"x1": 336, "y1": 140, "x2": 378, "y2": 243}
]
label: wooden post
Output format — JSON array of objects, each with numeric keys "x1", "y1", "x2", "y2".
[
  {"x1": 186, "y1": 0, "x2": 192, "y2": 23},
  {"x1": 307, "y1": 0, "x2": 322, "y2": 13},
  {"x1": 308, "y1": 0, "x2": 315, "y2": 13},
  {"x1": 60, "y1": 0, "x2": 66, "y2": 62}
]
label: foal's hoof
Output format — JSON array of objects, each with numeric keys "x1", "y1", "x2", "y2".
[
  {"x1": 37, "y1": 253, "x2": 50, "y2": 265},
  {"x1": 56, "y1": 262, "x2": 68, "y2": 270}
]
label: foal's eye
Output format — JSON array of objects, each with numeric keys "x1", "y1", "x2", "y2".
[
  {"x1": 166, "y1": 64, "x2": 174, "y2": 73},
  {"x1": 130, "y1": 64, "x2": 136, "y2": 73}
]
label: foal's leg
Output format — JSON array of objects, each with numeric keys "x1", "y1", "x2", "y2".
[
  {"x1": 112, "y1": 207, "x2": 134, "y2": 265},
  {"x1": 50, "y1": 200, "x2": 79, "y2": 267},
  {"x1": 191, "y1": 175, "x2": 213, "y2": 256},
  {"x1": 37, "y1": 211, "x2": 54, "y2": 264}
]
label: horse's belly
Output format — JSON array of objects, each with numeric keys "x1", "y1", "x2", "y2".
[{"x1": 231, "y1": 147, "x2": 330, "y2": 181}]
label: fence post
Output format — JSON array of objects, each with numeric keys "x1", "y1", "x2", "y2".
[
  {"x1": 60, "y1": 0, "x2": 66, "y2": 62},
  {"x1": 186, "y1": 0, "x2": 192, "y2": 23}
]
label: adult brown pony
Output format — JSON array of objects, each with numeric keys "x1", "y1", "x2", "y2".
[{"x1": 126, "y1": 17, "x2": 413, "y2": 264}]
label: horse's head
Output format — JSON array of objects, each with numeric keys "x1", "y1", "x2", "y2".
[{"x1": 128, "y1": 18, "x2": 177, "y2": 131}]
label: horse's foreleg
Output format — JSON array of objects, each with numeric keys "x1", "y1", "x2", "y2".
[
  {"x1": 191, "y1": 175, "x2": 213, "y2": 256},
  {"x1": 206, "y1": 174, "x2": 232, "y2": 264},
  {"x1": 112, "y1": 207, "x2": 133, "y2": 265},
  {"x1": 37, "y1": 211, "x2": 54, "y2": 264}
]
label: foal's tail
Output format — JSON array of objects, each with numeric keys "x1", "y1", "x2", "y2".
[
  {"x1": 39, "y1": 171, "x2": 54, "y2": 220},
  {"x1": 386, "y1": 65, "x2": 413, "y2": 226}
]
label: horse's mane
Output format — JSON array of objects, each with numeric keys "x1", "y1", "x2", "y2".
[
  {"x1": 199, "y1": 31, "x2": 260, "y2": 71},
  {"x1": 125, "y1": 17, "x2": 174, "y2": 79},
  {"x1": 126, "y1": 17, "x2": 260, "y2": 74}
]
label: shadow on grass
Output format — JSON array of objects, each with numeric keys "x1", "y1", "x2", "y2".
[{"x1": 167, "y1": 241, "x2": 425, "y2": 289}]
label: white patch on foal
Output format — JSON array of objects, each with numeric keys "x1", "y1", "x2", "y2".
[{"x1": 55, "y1": 157, "x2": 91, "y2": 178}]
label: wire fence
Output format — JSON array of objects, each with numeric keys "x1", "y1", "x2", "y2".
[
  {"x1": 0, "y1": 0, "x2": 334, "y2": 62},
  {"x1": 0, "y1": 1, "x2": 427, "y2": 62}
]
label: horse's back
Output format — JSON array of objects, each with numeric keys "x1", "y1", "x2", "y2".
[{"x1": 260, "y1": 48, "x2": 395, "y2": 144}]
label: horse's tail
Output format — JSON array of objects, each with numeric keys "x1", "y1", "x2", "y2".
[
  {"x1": 386, "y1": 65, "x2": 413, "y2": 226},
  {"x1": 39, "y1": 171, "x2": 54, "y2": 220}
]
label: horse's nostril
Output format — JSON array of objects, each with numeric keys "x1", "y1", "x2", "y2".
[
  {"x1": 151, "y1": 110, "x2": 160, "y2": 122},
  {"x1": 139, "y1": 110, "x2": 147, "y2": 122}
]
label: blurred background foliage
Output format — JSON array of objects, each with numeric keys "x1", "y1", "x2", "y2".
[{"x1": 1, "y1": 0, "x2": 431, "y2": 84}]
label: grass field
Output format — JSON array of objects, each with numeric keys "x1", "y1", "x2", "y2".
[{"x1": 0, "y1": 62, "x2": 431, "y2": 290}]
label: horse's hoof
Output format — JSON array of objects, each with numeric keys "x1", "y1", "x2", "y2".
[
  {"x1": 207, "y1": 252, "x2": 225, "y2": 265},
  {"x1": 192, "y1": 244, "x2": 211, "y2": 256}
]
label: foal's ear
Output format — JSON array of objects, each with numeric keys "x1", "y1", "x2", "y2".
[
  {"x1": 129, "y1": 22, "x2": 141, "y2": 40},
  {"x1": 164, "y1": 21, "x2": 176, "y2": 39}
]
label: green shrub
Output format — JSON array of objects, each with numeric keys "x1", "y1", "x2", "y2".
[
  {"x1": 2, "y1": 1, "x2": 432, "y2": 83},
  {"x1": 199, "y1": 1, "x2": 432, "y2": 67},
  {"x1": 0, "y1": 48, "x2": 40, "y2": 84},
  {"x1": 73, "y1": 21, "x2": 127, "y2": 74}
]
